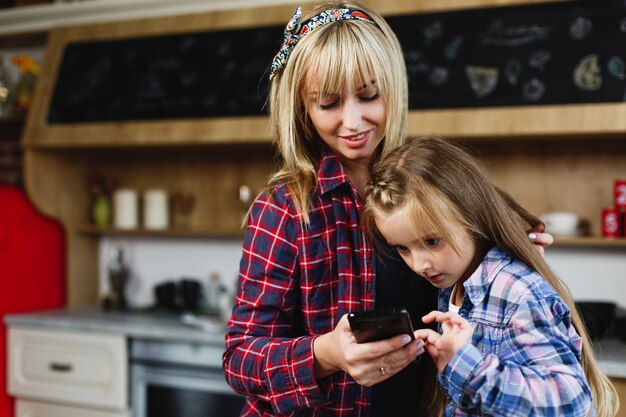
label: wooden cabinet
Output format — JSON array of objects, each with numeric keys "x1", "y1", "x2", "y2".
[
  {"x1": 7, "y1": 327, "x2": 128, "y2": 415},
  {"x1": 611, "y1": 378, "x2": 626, "y2": 417},
  {"x1": 10, "y1": 0, "x2": 626, "y2": 307},
  {"x1": 16, "y1": 400, "x2": 129, "y2": 417}
]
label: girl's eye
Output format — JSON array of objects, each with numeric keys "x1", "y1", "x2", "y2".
[
  {"x1": 395, "y1": 245, "x2": 409, "y2": 253},
  {"x1": 424, "y1": 238, "x2": 441, "y2": 248}
]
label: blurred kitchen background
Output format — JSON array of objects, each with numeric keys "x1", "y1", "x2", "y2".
[{"x1": 1, "y1": 0, "x2": 626, "y2": 417}]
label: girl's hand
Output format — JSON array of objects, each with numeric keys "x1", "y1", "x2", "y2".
[
  {"x1": 313, "y1": 314, "x2": 425, "y2": 386},
  {"x1": 416, "y1": 311, "x2": 473, "y2": 372}
]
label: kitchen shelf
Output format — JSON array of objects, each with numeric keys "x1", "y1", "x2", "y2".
[
  {"x1": 553, "y1": 236, "x2": 626, "y2": 248},
  {"x1": 0, "y1": 114, "x2": 25, "y2": 125},
  {"x1": 76, "y1": 224, "x2": 244, "y2": 239},
  {"x1": 76, "y1": 225, "x2": 626, "y2": 247}
]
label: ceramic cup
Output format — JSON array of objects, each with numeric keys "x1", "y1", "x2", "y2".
[
  {"x1": 113, "y1": 188, "x2": 138, "y2": 229},
  {"x1": 143, "y1": 188, "x2": 169, "y2": 230},
  {"x1": 539, "y1": 212, "x2": 580, "y2": 236}
]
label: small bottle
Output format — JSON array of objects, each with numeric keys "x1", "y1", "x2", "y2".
[
  {"x1": 206, "y1": 272, "x2": 221, "y2": 312},
  {"x1": 103, "y1": 247, "x2": 130, "y2": 310},
  {"x1": 0, "y1": 57, "x2": 12, "y2": 117}
]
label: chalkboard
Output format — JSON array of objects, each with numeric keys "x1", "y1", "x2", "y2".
[
  {"x1": 388, "y1": 0, "x2": 626, "y2": 109},
  {"x1": 47, "y1": 0, "x2": 626, "y2": 123},
  {"x1": 47, "y1": 25, "x2": 283, "y2": 123}
]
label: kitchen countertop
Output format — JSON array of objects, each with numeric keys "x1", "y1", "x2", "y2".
[
  {"x1": 3, "y1": 305, "x2": 227, "y2": 345},
  {"x1": 3, "y1": 306, "x2": 626, "y2": 378}
]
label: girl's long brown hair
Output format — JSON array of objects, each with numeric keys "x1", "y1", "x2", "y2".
[{"x1": 363, "y1": 136, "x2": 618, "y2": 417}]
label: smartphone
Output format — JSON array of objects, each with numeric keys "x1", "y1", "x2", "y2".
[{"x1": 347, "y1": 308, "x2": 416, "y2": 344}]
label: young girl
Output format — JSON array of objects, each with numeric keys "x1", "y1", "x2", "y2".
[{"x1": 363, "y1": 136, "x2": 618, "y2": 417}]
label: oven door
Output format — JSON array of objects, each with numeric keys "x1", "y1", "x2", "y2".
[{"x1": 131, "y1": 362, "x2": 246, "y2": 417}]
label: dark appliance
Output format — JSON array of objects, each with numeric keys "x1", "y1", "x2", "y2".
[
  {"x1": 130, "y1": 338, "x2": 245, "y2": 417},
  {"x1": 575, "y1": 301, "x2": 616, "y2": 341}
]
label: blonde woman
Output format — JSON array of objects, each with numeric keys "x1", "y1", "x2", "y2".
[
  {"x1": 363, "y1": 136, "x2": 618, "y2": 417},
  {"x1": 223, "y1": 2, "x2": 554, "y2": 416}
]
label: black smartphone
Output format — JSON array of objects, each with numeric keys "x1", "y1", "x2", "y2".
[{"x1": 347, "y1": 308, "x2": 416, "y2": 344}]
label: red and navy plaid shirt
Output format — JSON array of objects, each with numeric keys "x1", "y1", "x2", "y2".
[{"x1": 223, "y1": 152, "x2": 376, "y2": 416}]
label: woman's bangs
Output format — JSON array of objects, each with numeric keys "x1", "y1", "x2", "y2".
[{"x1": 308, "y1": 22, "x2": 386, "y2": 98}]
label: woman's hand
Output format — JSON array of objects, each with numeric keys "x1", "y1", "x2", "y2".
[
  {"x1": 414, "y1": 311, "x2": 473, "y2": 373},
  {"x1": 527, "y1": 224, "x2": 554, "y2": 256},
  {"x1": 313, "y1": 314, "x2": 425, "y2": 386}
]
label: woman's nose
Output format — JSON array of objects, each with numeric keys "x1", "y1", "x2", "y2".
[{"x1": 341, "y1": 101, "x2": 361, "y2": 130}]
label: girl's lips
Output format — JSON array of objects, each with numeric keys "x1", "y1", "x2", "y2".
[{"x1": 424, "y1": 273, "x2": 443, "y2": 282}]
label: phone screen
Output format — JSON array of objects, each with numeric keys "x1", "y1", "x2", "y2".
[{"x1": 347, "y1": 308, "x2": 416, "y2": 344}]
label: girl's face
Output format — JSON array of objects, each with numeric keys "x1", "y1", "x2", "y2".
[
  {"x1": 305, "y1": 80, "x2": 386, "y2": 167},
  {"x1": 374, "y1": 204, "x2": 478, "y2": 289}
]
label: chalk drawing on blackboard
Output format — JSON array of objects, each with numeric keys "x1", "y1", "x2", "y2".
[
  {"x1": 465, "y1": 66, "x2": 498, "y2": 98},
  {"x1": 528, "y1": 50, "x2": 551, "y2": 72},
  {"x1": 429, "y1": 66, "x2": 449, "y2": 86},
  {"x1": 479, "y1": 20, "x2": 552, "y2": 47},
  {"x1": 522, "y1": 78, "x2": 545, "y2": 101},
  {"x1": 405, "y1": 50, "x2": 430, "y2": 76},
  {"x1": 573, "y1": 54, "x2": 602, "y2": 91},
  {"x1": 422, "y1": 20, "x2": 443, "y2": 46},
  {"x1": 504, "y1": 59, "x2": 522, "y2": 86},
  {"x1": 607, "y1": 56, "x2": 625, "y2": 80},
  {"x1": 444, "y1": 36, "x2": 463, "y2": 61},
  {"x1": 569, "y1": 16, "x2": 593, "y2": 41}
]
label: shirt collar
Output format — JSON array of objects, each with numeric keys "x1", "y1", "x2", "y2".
[
  {"x1": 317, "y1": 151, "x2": 351, "y2": 195},
  {"x1": 462, "y1": 246, "x2": 510, "y2": 307}
]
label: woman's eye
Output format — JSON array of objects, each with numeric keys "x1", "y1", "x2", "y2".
[
  {"x1": 318, "y1": 95, "x2": 339, "y2": 110},
  {"x1": 424, "y1": 238, "x2": 441, "y2": 248},
  {"x1": 360, "y1": 92, "x2": 380, "y2": 102},
  {"x1": 319, "y1": 101, "x2": 338, "y2": 110},
  {"x1": 395, "y1": 245, "x2": 409, "y2": 253}
]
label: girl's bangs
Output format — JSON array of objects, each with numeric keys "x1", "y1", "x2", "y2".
[{"x1": 405, "y1": 184, "x2": 465, "y2": 255}]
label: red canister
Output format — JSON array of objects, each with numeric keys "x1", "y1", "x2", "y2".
[
  {"x1": 615, "y1": 179, "x2": 626, "y2": 212},
  {"x1": 602, "y1": 207, "x2": 621, "y2": 238}
]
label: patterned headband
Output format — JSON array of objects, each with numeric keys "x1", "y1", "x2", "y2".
[{"x1": 269, "y1": 6, "x2": 374, "y2": 80}]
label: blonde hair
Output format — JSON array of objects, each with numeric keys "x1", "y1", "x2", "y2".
[
  {"x1": 363, "y1": 136, "x2": 619, "y2": 417},
  {"x1": 267, "y1": 1, "x2": 408, "y2": 222}
]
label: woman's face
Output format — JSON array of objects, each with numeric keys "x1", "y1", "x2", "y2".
[
  {"x1": 374, "y1": 204, "x2": 478, "y2": 290},
  {"x1": 305, "y1": 79, "x2": 387, "y2": 167}
]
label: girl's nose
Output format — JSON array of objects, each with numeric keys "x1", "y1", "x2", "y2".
[{"x1": 413, "y1": 254, "x2": 431, "y2": 275}]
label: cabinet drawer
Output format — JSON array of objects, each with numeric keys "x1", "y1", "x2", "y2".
[
  {"x1": 16, "y1": 399, "x2": 130, "y2": 417},
  {"x1": 8, "y1": 327, "x2": 127, "y2": 411}
]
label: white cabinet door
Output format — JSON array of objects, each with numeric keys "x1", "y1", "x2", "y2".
[
  {"x1": 8, "y1": 327, "x2": 127, "y2": 411},
  {"x1": 16, "y1": 399, "x2": 130, "y2": 417}
]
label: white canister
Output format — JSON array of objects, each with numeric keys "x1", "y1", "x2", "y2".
[
  {"x1": 143, "y1": 189, "x2": 169, "y2": 230},
  {"x1": 113, "y1": 188, "x2": 138, "y2": 229}
]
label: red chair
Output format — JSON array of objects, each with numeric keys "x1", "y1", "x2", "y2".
[{"x1": 0, "y1": 185, "x2": 65, "y2": 417}]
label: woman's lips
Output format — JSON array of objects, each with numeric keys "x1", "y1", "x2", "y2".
[{"x1": 341, "y1": 130, "x2": 370, "y2": 148}]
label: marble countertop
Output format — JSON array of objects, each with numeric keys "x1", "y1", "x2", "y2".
[
  {"x1": 3, "y1": 306, "x2": 626, "y2": 378},
  {"x1": 3, "y1": 305, "x2": 226, "y2": 345}
]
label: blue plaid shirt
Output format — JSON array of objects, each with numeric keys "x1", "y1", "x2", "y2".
[{"x1": 437, "y1": 246, "x2": 593, "y2": 417}]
